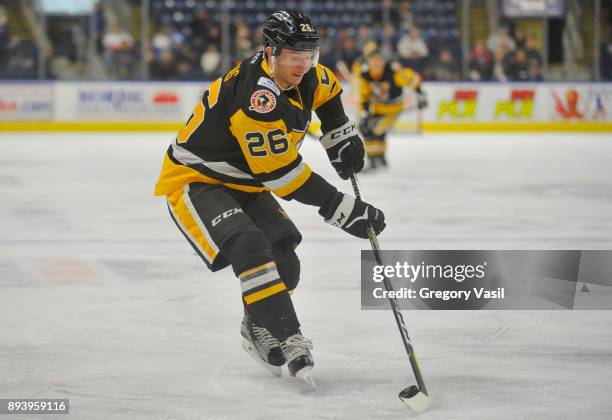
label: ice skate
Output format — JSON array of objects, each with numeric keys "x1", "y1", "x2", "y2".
[
  {"x1": 241, "y1": 314, "x2": 285, "y2": 377},
  {"x1": 280, "y1": 333, "x2": 316, "y2": 389},
  {"x1": 361, "y1": 155, "x2": 388, "y2": 174}
]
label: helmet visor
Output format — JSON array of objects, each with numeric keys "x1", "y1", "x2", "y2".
[{"x1": 274, "y1": 49, "x2": 319, "y2": 69}]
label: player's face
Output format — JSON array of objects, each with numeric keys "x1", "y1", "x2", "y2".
[
  {"x1": 368, "y1": 55, "x2": 385, "y2": 74},
  {"x1": 272, "y1": 48, "x2": 318, "y2": 88}
]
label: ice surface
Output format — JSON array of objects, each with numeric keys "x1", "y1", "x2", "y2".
[{"x1": 1, "y1": 132, "x2": 612, "y2": 419}]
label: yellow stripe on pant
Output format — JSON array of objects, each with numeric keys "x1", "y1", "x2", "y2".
[
  {"x1": 166, "y1": 186, "x2": 219, "y2": 264},
  {"x1": 365, "y1": 139, "x2": 387, "y2": 157},
  {"x1": 371, "y1": 113, "x2": 401, "y2": 137}
]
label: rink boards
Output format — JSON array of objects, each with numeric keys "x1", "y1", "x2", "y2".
[{"x1": 0, "y1": 80, "x2": 611, "y2": 132}]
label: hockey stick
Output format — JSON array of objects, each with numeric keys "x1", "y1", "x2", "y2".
[{"x1": 349, "y1": 171, "x2": 431, "y2": 413}]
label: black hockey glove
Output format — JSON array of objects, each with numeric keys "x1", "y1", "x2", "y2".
[
  {"x1": 415, "y1": 86, "x2": 428, "y2": 110},
  {"x1": 320, "y1": 120, "x2": 365, "y2": 180},
  {"x1": 319, "y1": 191, "x2": 386, "y2": 239}
]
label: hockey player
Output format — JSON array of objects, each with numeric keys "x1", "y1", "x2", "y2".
[
  {"x1": 154, "y1": 11, "x2": 385, "y2": 385},
  {"x1": 357, "y1": 46, "x2": 428, "y2": 170}
]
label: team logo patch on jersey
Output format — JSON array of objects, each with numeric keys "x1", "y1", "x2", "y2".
[{"x1": 249, "y1": 89, "x2": 277, "y2": 113}]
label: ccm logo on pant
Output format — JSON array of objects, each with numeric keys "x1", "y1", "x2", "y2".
[{"x1": 211, "y1": 208, "x2": 243, "y2": 227}]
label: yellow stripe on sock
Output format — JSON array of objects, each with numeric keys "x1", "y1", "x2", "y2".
[{"x1": 243, "y1": 282, "x2": 287, "y2": 304}]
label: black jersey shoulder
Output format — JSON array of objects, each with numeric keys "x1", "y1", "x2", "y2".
[
  {"x1": 361, "y1": 62, "x2": 394, "y2": 83},
  {"x1": 229, "y1": 52, "x2": 289, "y2": 123}
]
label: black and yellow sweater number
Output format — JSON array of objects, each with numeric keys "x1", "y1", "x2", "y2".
[{"x1": 245, "y1": 129, "x2": 289, "y2": 157}]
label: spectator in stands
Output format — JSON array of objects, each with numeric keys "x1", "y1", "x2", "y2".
[
  {"x1": 355, "y1": 25, "x2": 372, "y2": 52},
  {"x1": 513, "y1": 28, "x2": 526, "y2": 50},
  {"x1": 492, "y1": 47, "x2": 508, "y2": 82},
  {"x1": 152, "y1": 25, "x2": 174, "y2": 57},
  {"x1": 468, "y1": 38, "x2": 493, "y2": 81},
  {"x1": 336, "y1": 35, "x2": 359, "y2": 80},
  {"x1": 234, "y1": 22, "x2": 253, "y2": 60},
  {"x1": 430, "y1": 49, "x2": 460, "y2": 81},
  {"x1": 506, "y1": 49, "x2": 530, "y2": 81},
  {"x1": 206, "y1": 24, "x2": 222, "y2": 50},
  {"x1": 175, "y1": 44, "x2": 199, "y2": 71},
  {"x1": 5, "y1": 45, "x2": 36, "y2": 79},
  {"x1": 381, "y1": 23, "x2": 400, "y2": 57},
  {"x1": 397, "y1": 28, "x2": 429, "y2": 61},
  {"x1": 189, "y1": 8, "x2": 210, "y2": 52},
  {"x1": 395, "y1": 0, "x2": 415, "y2": 32},
  {"x1": 93, "y1": 1, "x2": 106, "y2": 53},
  {"x1": 317, "y1": 25, "x2": 336, "y2": 68},
  {"x1": 176, "y1": 61, "x2": 201, "y2": 80},
  {"x1": 528, "y1": 59, "x2": 543, "y2": 81},
  {"x1": 0, "y1": 6, "x2": 12, "y2": 65},
  {"x1": 103, "y1": 23, "x2": 134, "y2": 53},
  {"x1": 486, "y1": 27, "x2": 516, "y2": 54},
  {"x1": 150, "y1": 49, "x2": 176, "y2": 80},
  {"x1": 525, "y1": 34, "x2": 543, "y2": 66},
  {"x1": 200, "y1": 44, "x2": 221, "y2": 79},
  {"x1": 103, "y1": 23, "x2": 135, "y2": 79},
  {"x1": 154, "y1": 25, "x2": 186, "y2": 58}
]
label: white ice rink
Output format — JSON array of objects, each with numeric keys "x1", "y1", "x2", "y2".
[{"x1": 1, "y1": 132, "x2": 612, "y2": 419}]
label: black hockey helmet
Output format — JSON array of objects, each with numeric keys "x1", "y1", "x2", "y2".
[{"x1": 263, "y1": 10, "x2": 320, "y2": 55}]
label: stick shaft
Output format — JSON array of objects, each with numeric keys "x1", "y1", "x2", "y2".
[{"x1": 349, "y1": 173, "x2": 428, "y2": 395}]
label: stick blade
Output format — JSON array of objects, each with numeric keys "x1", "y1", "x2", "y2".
[{"x1": 399, "y1": 385, "x2": 431, "y2": 413}]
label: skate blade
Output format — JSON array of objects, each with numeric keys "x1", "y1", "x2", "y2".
[
  {"x1": 399, "y1": 385, "x2": 431, "y2": 413},
  {"x1": 295, "y1": 366, "x2": 317, "y2": 390},
  {"x1": 241, "y1": 338, "x2": 282, "y2": 377}
]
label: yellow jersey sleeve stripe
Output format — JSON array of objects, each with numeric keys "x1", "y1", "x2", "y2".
[
  {"x1": 243, "y1": 282, "x2": 287, "y2": 304},
  {"x1": 272, "y1": 164, "x2": 312, "y2": 197},
  {"x1": 313, "y1": 64, "x2": 343, "y2": 110},
  {"x1": 240, "y1": 261, "x2": 277, "y2": 279},
  {"x1": 393, "y1": 68, "x2": 421, "y2": 89},
  {"x1": 207, "y1": 77, "x2": 222, "y2": 107}
]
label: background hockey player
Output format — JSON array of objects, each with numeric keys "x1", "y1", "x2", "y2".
[
  {"x1": 357, "y1": 46, "x2": 428, "y2": 170},
  {"x1": 154, "y1": 11, "x2": 386, "y2": 386}
]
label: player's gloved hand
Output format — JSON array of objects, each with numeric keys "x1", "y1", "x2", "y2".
[
  {"x1": 415, "y1": 86, "x2": 428, "y2": 110},
  {"x1": 320, "y1": 120, "x2": 365, "y2": 180},
  {"x1": 319, "y1": 191, "x2": 385, "y2": 239}
]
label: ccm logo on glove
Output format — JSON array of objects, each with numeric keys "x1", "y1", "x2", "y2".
[
  {"x1": 320, "y1": 120, "x2": 366, "y2": 180},
  {"x1": 329, "y1": 122, "x2": 356, "y2": 140},
  {"x1": 319, "y1": 192, "x2": 385, "y2": 239}
]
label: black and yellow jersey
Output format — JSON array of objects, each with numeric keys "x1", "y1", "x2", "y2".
[
  {"x1": 154, "y1": 52, "x2": 342, "y2": 198},
  {"x1": 358, "y1": 62, "x2": 420, "y2": 115}
]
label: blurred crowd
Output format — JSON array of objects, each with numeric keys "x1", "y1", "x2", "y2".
[
  {"x1": 0, "y1": 6, "x2": 38, "y2": 79},
  {"x1": 136, "y1": 9, "x2": 543, "y2": 82},
  {"x1": 138, "y1": 3, "x2": 462, "y2": 81},
  {"x1": 469, "y1": 25, "x2": 543, "y2": 82},
  {"x1": 1, "y1": 0, "x2": 611, "y2": 82}
]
